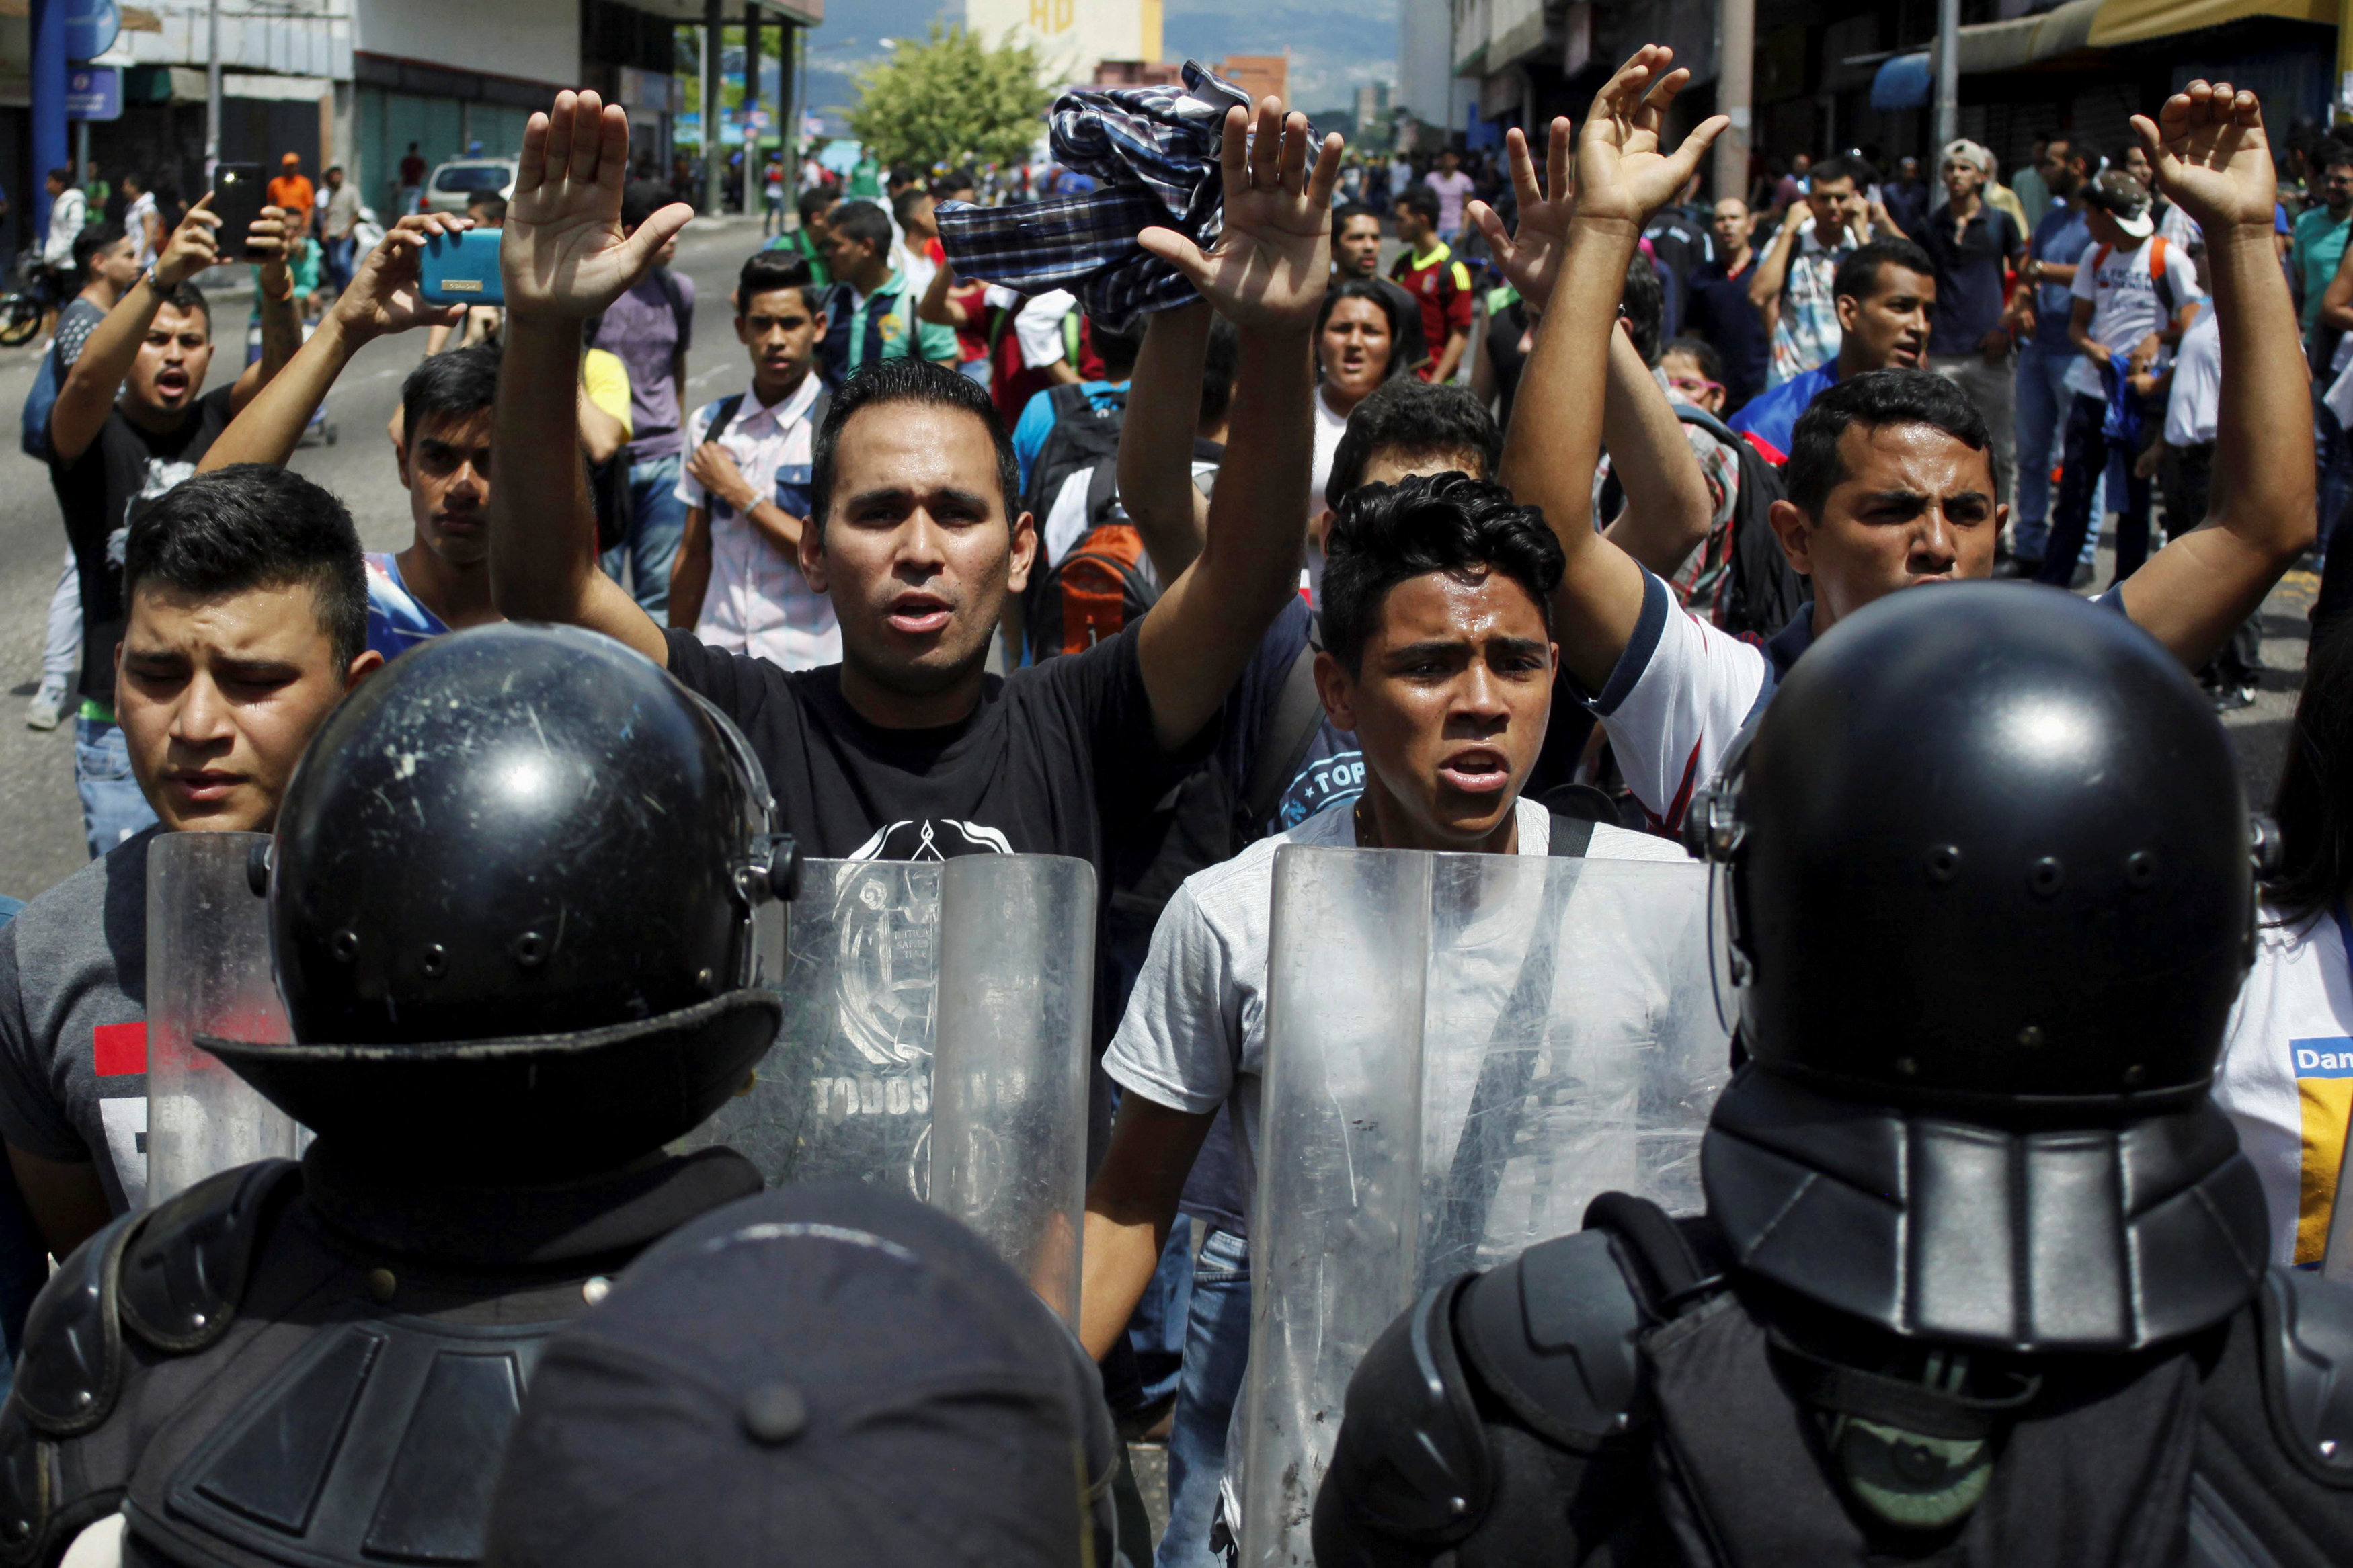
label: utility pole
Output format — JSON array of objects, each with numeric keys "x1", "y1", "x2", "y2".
[
  {"x1": 703, "y1": 0, "x2": 725, "y2": 216},
  {"x1": 744, "y1": 4, "x2": 760, "y2": 216},
  {"x1": 1932, "y1": 0, "x2": 1960, "y2": 153},
  {"x1": 30, "y1": 0, "x2": 63, "y2": 244},
  {"x1": 1714, "y1": 0, "x2": 1753, "y2": 204},
  {"x1": 206, "y1": 0, "x2": 223, "y2": 183}
]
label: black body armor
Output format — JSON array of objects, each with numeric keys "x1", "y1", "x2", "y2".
[{"x1": 0, "y1": 1146, "x2": 763, "y2": 1568}]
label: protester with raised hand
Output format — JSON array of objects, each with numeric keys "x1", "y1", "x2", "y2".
[
  {"x1": 1491, "y1": 71, "x2": 2311, "y2": 833},
  {"x1": 488, "y1": 89, "x2": 1337, "y2": 1026}
]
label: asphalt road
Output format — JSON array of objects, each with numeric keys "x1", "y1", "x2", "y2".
[
  {"x1": 0, "y1": 217, "x2": 2315, "y2": 900},
  {"x1": 0, "y1": 214, "x2": 783, "y2": 904}
]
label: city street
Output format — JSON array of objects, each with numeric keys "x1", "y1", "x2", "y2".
[
  {"x1": 0, "y1": 214, "x2": 777, "y2": 902},
  {"x1": 0, "y1": 214, "x2": 2320, "y2": 901}
]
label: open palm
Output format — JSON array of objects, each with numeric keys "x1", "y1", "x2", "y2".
[
  {"x1": 1470, "y1": 118, "x2": 1574, "y2": 310},
  {"x1": 504, "y1": 91, "x2": 692, "y2": 319},
  {"x1": 2135, "y1": 81, "x2": 2274, "y2": 235},
  {"x1": 1575, "y1": 46, "x2": 1726, "y2": 234},
  {"x1": 1139, "y1": 100, "x2": 1343, "y2": 333}
]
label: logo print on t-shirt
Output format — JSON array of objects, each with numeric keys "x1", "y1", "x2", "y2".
[
  {"x1": 845, "y1": 818, "x2": 1014, "y2": 861},
  {"x1": 2291, "y1": 1034, "x2": 2353, "y2": 1265}
]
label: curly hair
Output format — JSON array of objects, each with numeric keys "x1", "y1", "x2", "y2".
[{"x1": 1320, "y1": 472, "x2": 1563, "y2": 677}]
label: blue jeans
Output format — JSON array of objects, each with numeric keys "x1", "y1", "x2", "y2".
[
  {"x1": 1157, "y1": 1227, "x2": 1251, "y2": 1568},
  {"x1": 2011, "y1": 343, "x2": 2102, "y2": 565},
  {"x1": 599, "y1": 453, "x2": 688, "y2": 617},
  {"x1": 2039, "y1": 394, "x2": 2151, "y2": 588},
  {"x1": 74, "y1": 716, "x2": 157, "y2": 860},
  {"x1": 323, "y1": 234, "x2": 356, "y2": 294},
  {"x1": 958, "y1": 356, "x2": 993, "y2": 388},
  {"x1": 1125, "y1": 1223, "x2": 1194, "y2": 1412}
]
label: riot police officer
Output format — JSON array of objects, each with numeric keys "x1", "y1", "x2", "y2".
[
  {"x1": 1314, "y1": 585, "x2": 2353, "y2": 1566},
  {"x1": 0, "y1": 623, "x2": 799, "y2": 1568}
]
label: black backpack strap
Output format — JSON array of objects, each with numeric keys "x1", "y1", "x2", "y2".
[
  {"x1": 705, "y1": 393, "x2": 746, "y2": 448},
  {"x1": 1547, "y1": 811, "x2": 1597, "y2": 857},
  {"x1": 1240, "y1": 624, "x2": 1330, "y2": 841},
  {"x1": 1083, "y1": 456, "x2": 1121, "y2": 530}
]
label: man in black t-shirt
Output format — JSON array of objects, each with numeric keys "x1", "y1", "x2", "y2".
[
  {"x1": 489, "y1": 91, "x2": 1341, "y2": 1042},
  {"x1": 46, "y1": 190, "x2": 301, "y2": 858}
]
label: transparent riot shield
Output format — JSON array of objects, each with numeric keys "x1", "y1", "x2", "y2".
[
  {"x1": 679, "y1": 854, "x2": 1094, "y2": 1321},
  {"x1": 1236, "y1": 848, "x2": 1729, "y2": 1567},
  {"x1": 145, "y1": 832, "x2": 305, "y2": 1206}
]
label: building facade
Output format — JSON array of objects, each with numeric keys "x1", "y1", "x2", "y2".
[{"x1": 967, "y1": 0, "x2": 1163, "y2": 90}]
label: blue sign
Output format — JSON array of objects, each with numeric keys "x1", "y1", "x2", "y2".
[
  {"x1": 65, "y1": 0, "x2": 120, "y2": 63},
  {"x1": 65, "y1": 67, "x2": 121, "y2": 123}
]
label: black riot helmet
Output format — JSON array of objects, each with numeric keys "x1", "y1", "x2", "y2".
[
  {"x1": 1692, "y1": 583, "x2": 2259, "y2": 1116},
  {"x1": 1685, "y1": 585, "x2": 2275, "y2": 1352},
  {"x1": 204, "y1": 624, "x2": 797, "y2": 1179}
]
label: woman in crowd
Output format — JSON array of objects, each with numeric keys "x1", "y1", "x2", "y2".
[{"x1": 1308, "y1": 277, "x2": 1408, "y2": 596}]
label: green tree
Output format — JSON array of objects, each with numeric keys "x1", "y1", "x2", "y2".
[{"x1": 847, "y1": 24, "x2": 1054, "y2": 171}]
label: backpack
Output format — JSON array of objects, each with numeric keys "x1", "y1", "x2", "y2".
[
  {"x1": 19, "y1": 340, "x2": 60, "y2": 460},
  {"x1": 1022, "y1": 384, "x2": 1158, "y2": 659},
  {"x1": 1671, "y1": 403, "x2": 1808, "y2": 639}
]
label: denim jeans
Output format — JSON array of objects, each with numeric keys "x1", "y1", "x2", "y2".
[
  {"x1": 323, "y1": 234, "x2": 356, "y2": 295},
  {"x1": 1157, "y1": 1227, "x2": 1251, "y2": 1568},
  {"x1": 2038, "y1": 394, "x2": 2152, "y2": 588},
  {"x1": 74, "y1": 715, "x2": 157, "y2": 860},
  {"x1": 599, "y1": 452, "x2": 688, "y2": 617},
  {"x1": 2012, "y1": 343, "x2": 2102, "y2": 565},
  {"x1": 1125, "y1": 1222, "x2": 1194, "y2": 1412}
]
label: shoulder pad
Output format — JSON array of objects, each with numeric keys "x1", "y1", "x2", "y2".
[
  {"x1": 1318, "y1": 1274, "x2": 1491, "y2": 1546},
  {"x1": 2262, "y1": 1266, "x2": 2353, "y2": 1479},
  {"x1": 11, "y1": 1212, "x2": 137, "y2": 1436},
  {"x1": 118, "y1": 1159, "x2": 300, "y2": 1355},
  {"x1": 1458, "y1": 1228, "x2": 1646, "y2": 1451}
]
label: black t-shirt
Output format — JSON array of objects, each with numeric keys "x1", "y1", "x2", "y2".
[
  {"x1": 48, "y1": 388, "x2": 237, "y2": 707},
  {"x1": 663, "y1": 626, "x2": 1210, "y2": 1042}
]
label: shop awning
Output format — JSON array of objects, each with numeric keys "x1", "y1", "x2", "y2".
[
  {"x1": 1874, "y1": 0, "x2": 2335, "y2": 106},
  {"x1": 2085, "y1": 0, "x2": 2334, "y2": 44}
]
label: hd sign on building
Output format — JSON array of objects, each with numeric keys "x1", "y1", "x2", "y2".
[{"x1": 965, "y1": 0, "x2": 1164, "y2": 87}]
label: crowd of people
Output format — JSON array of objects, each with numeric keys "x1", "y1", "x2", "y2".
[{"x1": 0, "y1": 43, "x2": 2345, "y2": 1567}]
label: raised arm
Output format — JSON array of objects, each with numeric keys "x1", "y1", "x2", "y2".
[
  {"x1": 917, "y1": 258, "x2": 978, "y2": 329},
  {"x1": 1130, "y1": 97, "x2": 1343, "y2": 751},
  {"x1": 199, "y1": 214, "x2": 467, "y2": 472},
  {"x1": 489, "y1": 91, "x2": 692, "y2": 666},
  {"x1": 2116, "y1": 81, "x2": 2315, "y2": 668},
  {"x1": 230, "y1": 207, "x2": 302, "y2": 414},
  {"x1": 1482, "y1": 48, "x2": 1724, "y2": 692},
  {"x1": 1113, "y1": 298, "x2": 1213, "y2": 582},
  {"x1": 1598, "y1": 321, "x2": 1713, "y2": 577},
  {"x1": 1747, "y1": 206, "x2": 1804, "y2": 311},
  {"x1": 50, "y1": 200, "x2": 223, "y2": 463}
]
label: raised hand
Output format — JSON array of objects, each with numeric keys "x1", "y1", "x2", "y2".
[
  {"x1": 505, "y1": 90, "x2": 692, "y2": 320},
  {"x1": 153, "y1": 196, "x2": 221, "y2": 290},
  {"x1": 1138, "y1": 99, "x2": 1343, "y2": 333},
  {"x1": 331, "y1": 212, "x2": 467, "y2": 342},
  {"x1": 1468, "y1": 118, "x2": 1573, "y2": 310},
  {"x1": 1574, "y1": 46, "x2": 1728, "y2": 235},
  {"x1": 2135, "y1": 81, "x2": 2274, "y2": 237}
]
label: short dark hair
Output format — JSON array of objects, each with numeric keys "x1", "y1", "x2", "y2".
[
  {"x1": 46, "y1": 167, "x2": 70, "y2": 186},
  {"x1": 2321, "y1": 138, "x2": 2353, "y2": 177},
  {"x1": 1318, "y1": 278, "x2": 1408, "y2": 385},
  {"x1": 1320, "y1": 472, "x2": 1563, "y2": 677},
  {"x1": 122, "y1": 464, "x2": 366, "y2": 671},
  {"x1": 1784, "y1": 369, "x2": 1990, "y2": 517},
  {"x1": 737, "y1": 250, "x2": 818, "y2": 313},
  {"x1": 1326, "y1": 378, "x2": 1501, "y2": 509},
  {"x1": 400, "y1": 341, "x2": 500, "y2": 446},
  {"x1": 1199, "y1": 316, "x2": 1240, "y2": 429},
  {"x1": 1809, "y1": 154, "x2": 1878, "y2": 191},
  {"x1": 1092, "y1": 319, "x2": 1142, "y2": 380},
  {"x1": 120, "y1": 169, "x2": 146, "y2": 191},
  {"x1": 810, "y1": 357, "x2": 1019, "y2": 536},
  {"x1": 621, "y1": 180, "x2": 673, "y2": 232},
  {"x1": 891, "y1": 186, "x2": 932, "y2": 226},
  {"x1": 155, "y1": 281, "x2": 210, "y2": 333},
  {"x1": 797, "y1": 185, "x2": 839, "y2": 225},
  {"x1": 1396, "y1": 185, "x2": 1441, "y2": 225},
  {"x1": 1661, "y1": 335, "x2": 1723, "y2": 382},
  {"x1": 934, "y1": 167, "x2": 977, "y2": 198},
  {"x1": 1332, "y1": 200, "x2": 1379, "y2": 231},
  {"x1": 1833, "y1": 237, "x2": 1936, "y2": 306},
  {"x1": 1621, "y1": 255, "x2": 1665, "y2": 367},
  {"x1": 467, "y1": 194, "x2": 507, "y2": 226},
  {"x1": 826, "y1": 200, "x2": 892, "y2": 257},
  {"x1": 73, "y1": 220, "x2": 127, "y2": 276}
]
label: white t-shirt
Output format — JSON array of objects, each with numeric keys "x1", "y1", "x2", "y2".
[
  {"x1": 1424, "y1": 168, "x2": 1476, "y2": 234},
  {"x1": 124, "y1": 191, "x2": 159, "y2": 267},
  {"x1": 1012, "y1": 288, "x2": 1079, "y2": 370},
  {"x1": 1102, "y1": 793, "x2": 1689, "y2": 1221},
  {"x1": 2163, "y1": 308, "x2": 2221, "y2": 449},
  {"x1": 2215, "y1": 905, "x2": 2353, "y2": 1267},
  {"x1": 2063, "y1": 235, "x2": 2202, "y2": 397},
  {"x1": 672, "y1": 375, "x2": 840, "y2": 671}
]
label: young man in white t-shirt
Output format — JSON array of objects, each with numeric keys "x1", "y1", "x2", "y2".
[
  {"x1": 1479, "y1": 70, "x2": 2310, "y2": 836},
  {"x1": 1082, "y1": 470, "x2": 1687, "y2": 1564},
  {"x1": 668, "y1": 249, "x2": 840, "y2": 671},
  {"x1": 2034, "y1": 169, "x2": 2205, "y2": 588}
]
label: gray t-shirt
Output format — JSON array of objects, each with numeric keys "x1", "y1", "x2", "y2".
[
  {"x1": 591, "y1": 270, "x2": 696, "y2": 464},
  {"x1": 0, "y1": 829, "x2": 154, "y2": 1214}
]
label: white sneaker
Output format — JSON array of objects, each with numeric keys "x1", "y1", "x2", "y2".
[{"x1": 25, "y1": 677, "x2": 67, "y2": 731}]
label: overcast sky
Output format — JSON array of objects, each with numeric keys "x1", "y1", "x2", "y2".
[{"x1": 799, "y1": 0, "x2": 1402, "y2": 134}]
